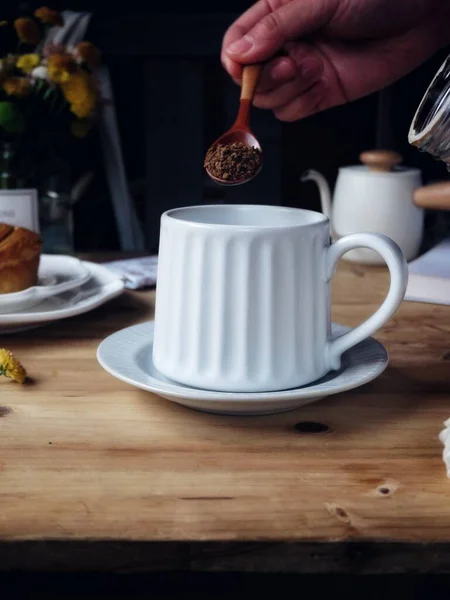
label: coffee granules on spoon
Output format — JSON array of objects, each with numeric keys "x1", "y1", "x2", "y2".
[{"x1": 204, "y1": 141, "x2": 262, "y2": 182}]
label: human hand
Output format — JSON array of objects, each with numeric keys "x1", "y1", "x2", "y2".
[{"x1": 221, "y1": 0, "x2": 450, "y2": 121}]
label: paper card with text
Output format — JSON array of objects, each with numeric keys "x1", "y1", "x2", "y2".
[{"x1": 0, "y1": 189, "x2": 39, "y2": 233}]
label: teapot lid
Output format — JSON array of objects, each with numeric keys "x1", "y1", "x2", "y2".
[
  {"x1": 341, "y1": 149, "x2": 419, "y2": 176},
  {"x1": 359, "y1": 149, "x2": 402, "y2": 172}
]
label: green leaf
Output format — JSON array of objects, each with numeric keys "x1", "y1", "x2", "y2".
[
  {"x1": 0, "y1": 102, "x2": 25, "y2": 133},
  {"x1": 43, "y1": 86, "x2": 53, "y2": 101},
  {"x1": 34, "y1": 79, "x2": 44, "y2": 95}
]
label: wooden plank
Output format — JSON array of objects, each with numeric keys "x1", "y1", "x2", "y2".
[{"x1": 0, "y1": 259, "x2": 449, "y2": 572}]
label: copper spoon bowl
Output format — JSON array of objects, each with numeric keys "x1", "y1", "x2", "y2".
[{"x1": 205, "y1": 64, "x2": 263, "y2": 186}]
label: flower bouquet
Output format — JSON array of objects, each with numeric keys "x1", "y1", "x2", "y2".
[{"x1": 0, "y1": 6, "x2": 102, "y2": 251}]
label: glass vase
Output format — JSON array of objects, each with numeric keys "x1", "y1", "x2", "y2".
[
  {"x1": 38, "y1": 158, "x2": 74, "y2": 255},
  {"x1": 39, "y1": 189, "x2": 74, "y2": 254}
]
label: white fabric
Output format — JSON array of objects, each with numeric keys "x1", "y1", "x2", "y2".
[
  {"x1": 104, "y1": 256, "x2": 158, "y2": 289},
  {"x1": 439, "y1": 421, "x2": 450, "y2": 478},
  {"x1": 405, "y1": 239, "x2": 450, "y2": 305}
]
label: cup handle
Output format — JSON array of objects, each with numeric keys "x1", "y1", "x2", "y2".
[{"x1": 324, "y1": 233, "x2": 408, "y2": 371}]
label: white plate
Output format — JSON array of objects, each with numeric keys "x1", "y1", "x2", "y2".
[
  {"x1": 0, "y1": 254, "x2": 91, "y2": 314},
  {"x1": 0, "y1": 260, "x2": 125, "y2": 330},
  {"x1": 97, "y1": 322, "x2": 389, "y2": 416}
]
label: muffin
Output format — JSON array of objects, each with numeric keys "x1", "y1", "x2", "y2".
[{"x1": 0, "y1": 224, "x2": 42, "y2": 294}]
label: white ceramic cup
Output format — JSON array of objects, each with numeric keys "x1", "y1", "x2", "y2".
[{"x1": 153, "y1": 205, "x2": 408, "y2": 393}]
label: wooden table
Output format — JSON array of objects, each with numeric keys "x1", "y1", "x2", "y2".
[{"x1": 1, "y1": 258, "x2": 450, "y2": 574}]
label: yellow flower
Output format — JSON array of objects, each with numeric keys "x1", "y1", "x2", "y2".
[
  {"x1": 71, "y1": 118, "x2": 92, "y2": 138},
  {"x1": 3, "y1": 77, "x2": 32, "y2": 97},
  {"x1": 14, "y1": 18, "x2": 40, "y2": 45},
  {"x1": 17, "y1": 53, "x2": 40, "y2": 73},
  {"x1": 47, "y1": 52, "x2": 74, "y2": 70},
  {"x1": 70, "y1": 100, "x2": 96, "y2": 119},
  {"x1": 48, "y1": 65, "x2": 69, "y2": 83},
  {"x1": 34, "y1": 7, "x2": 63, "y2": 26},
  {"x1": 0, "y1": 21, "x2": 8, "y2": 28},
  {"x1": 5, "y1": 54, "x2": 18, "y2": 69},
  {"x1": 61, "y1": 69, "x2": 98, "y2": 119},
  {"x1": 76, "y1": 41, "x2": 101, "y2": 70},
  {"x1": 47, "y1": 52, "x2": 75, "y2": 83},
  {"x1": 0, "y1": 349, "x2": 26, "y2": 383}
]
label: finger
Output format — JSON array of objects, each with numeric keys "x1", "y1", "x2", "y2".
[
  {"x1": 221, "y1": 56, "x2": 243, "y2": 83},
  {"x1": 225, "y1": 0, "x2": 338, "y2": 64},
  {"x1": 274, "y1": 78, "x2": 331, "y2": 122},
  {"x1": 221, "y1": 1, "x2": 274, "y2": 79},
  {"x1": 284, "y1": 40, "x2": 314, "y2": 67},
  {"x1": 225, "y1": 53, "x2": 296, "y2": 92},
  {"x1": 226, "y1": 38, "x2": 314, "y2": 91},
  {"x1": 221, "y1": 29, "x2": 243, "y2": 80},
  {"x1": 257, "y1": 56, "x2": 296, "y2": 93},
  {"x1": 223, "y1": 0, "x2": 277, "y2": 48},
  {"x1": 254, "y1": 57, "x2": 324, "y2": 109}
]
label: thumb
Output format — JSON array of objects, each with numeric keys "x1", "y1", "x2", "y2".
[{"x1": 225, "y1": 0, "x2": 337, "y2": 63}]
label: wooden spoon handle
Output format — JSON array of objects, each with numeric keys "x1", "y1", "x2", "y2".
[
  {"x1": 240, "y1": 64, "x2": 263, "y2": 101},
  {"x1": 414, "y1": 182, "x2": 450, "y2": 210}
]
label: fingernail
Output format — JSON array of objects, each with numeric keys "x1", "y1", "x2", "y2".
[
  {"x1": 270, "y1": 60, "x2": 295, "y2": 81},
  {"x1": 300, "y1": 58, "x2": 323, "y2": 80},
  {"x1": 227, "y1": 36, "x2": 253, "y2": 55}
]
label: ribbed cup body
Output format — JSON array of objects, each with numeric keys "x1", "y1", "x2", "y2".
[{"x1": 153, "y1": 205, "x2": 330, "y2": 392}]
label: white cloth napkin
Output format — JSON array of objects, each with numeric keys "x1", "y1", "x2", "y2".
[
  {"x1": 405, "y1": 239, "x2": 450, "y2": 305},
  {"x1": 439, "y1": 422, "x2": 450, "y2": 478},
  {"x1": 406, "y1": 245, "x2": 450, "y2": 478},
  {"x1": 104, "y1": 256, "x2": 158, "y2": 289}
]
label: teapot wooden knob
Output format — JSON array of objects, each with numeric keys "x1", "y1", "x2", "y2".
[{"x1": 360, "y1": 150, "x2": 403, "y2": 172}]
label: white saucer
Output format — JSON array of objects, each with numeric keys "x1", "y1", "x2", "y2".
[
  {"x1": 0, "y1": 260, "x2": 125, "y2": 332},
  {"x1": 97, "y1": 321, "x2": 389, "y2": 415},
  {"x1": 0, "y1": 254, "x2": 91, "y2": 314}
]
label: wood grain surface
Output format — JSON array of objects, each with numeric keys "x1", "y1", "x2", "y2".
[{"x1": 1, "y1": 257, "x2": 450, "y2": 573}]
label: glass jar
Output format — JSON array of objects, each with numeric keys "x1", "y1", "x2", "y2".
[
  {"x1": 39, "y1": 168, "x2": 74, "y2": 255},
  {"x1": 0, "y1": 141, "x2": 22, "y2": 189},
  {"x1": 409, "y1": 54, "x2": 450, "y2": 167}
]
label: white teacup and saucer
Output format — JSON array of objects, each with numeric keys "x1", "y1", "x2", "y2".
[{"x1": 98, "y1": 204, "x2": 407, "y2": 415}]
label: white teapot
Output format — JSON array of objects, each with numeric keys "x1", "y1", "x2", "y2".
[{"x1": 301, "y1": 150, "x2": 424, "y2": 264}]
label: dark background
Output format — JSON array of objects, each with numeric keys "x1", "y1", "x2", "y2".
[
  {"x1": 2, "y1": 1, "x2": 450, "y2": 591},
  {"x1": 5, "y1": 1, "x2": 449, "y2": 252}
]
